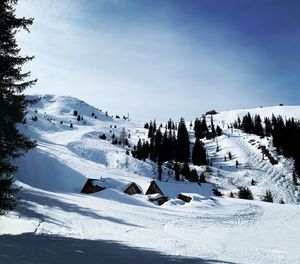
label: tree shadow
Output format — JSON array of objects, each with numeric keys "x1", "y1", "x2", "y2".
[
  {"x1": 16, "y1": 188, "x2": 142, "y2": 229},
  {"x1": 0, "y1": 233, "x2": 237, "y2": 264}
]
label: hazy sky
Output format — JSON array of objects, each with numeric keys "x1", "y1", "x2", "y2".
[{"x1": 17, "y1": 0, "x2": 300, "y2": 121}]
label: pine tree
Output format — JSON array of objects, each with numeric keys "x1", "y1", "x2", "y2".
[
  {"x1": 157, "y1": 158, "x2": 162, "y2": 181},
  {"x1": 199, "y1": 172, "x2": 206, "y2": 183},
  {"x1": 237, "y1": 117, "x2": 241, "y2": 128},
  {"x1": 176, "y1": 118, "x2": 190, "y2": 162},
  {"x1": 192, "y1": 138, "x2": 207, "y2": 166},
  {"x1": 181, "y1": 162, "x2": 190, "y2": 181},
  {"x1": 190, "y1": 169, "x2": 198, "y2": 182},
  {"x1": 216, "y1": 125, "x2": 222, "y2": 136},
  {"x1": 238, "y1": 187, "x2": 253, "y2": 200},
  {"x1": 174, "y1": 162, "x2": 180, "y2": 181},
  {"x1": 210, "y1": 116, "x2": 216, "y2": 138},
  {"x1": 0, "y1": 0, "x2": 36, "y2": 215},
  {"x1": 264, "y1": 117, "x2": 272, "y2": 137},
  {"x1": 254, "y1": 114, "x2": 263, "y2": 136},
  {"x1": 262, "y1": 190, "x2": 273, "y2": 203}
]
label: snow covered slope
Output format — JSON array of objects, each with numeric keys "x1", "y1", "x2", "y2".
[
  {"x1": 214, "y1": 105, "x2": 300, "y2": 125},
  {"x1": 1, "y1": 95, "x2": 300, "y2": 264}
]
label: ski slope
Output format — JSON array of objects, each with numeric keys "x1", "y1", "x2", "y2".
[{"x1": 1, "y1": 95, "x2": 300, "y2": 264}]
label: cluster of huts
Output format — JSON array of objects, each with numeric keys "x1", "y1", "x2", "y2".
[{"x1": 81, "y1": 178, "x2": 211, "y2": 206}]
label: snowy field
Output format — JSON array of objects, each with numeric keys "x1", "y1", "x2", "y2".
[{"x1": 1, "y1": 95, "x2": 300, "y2": 264}]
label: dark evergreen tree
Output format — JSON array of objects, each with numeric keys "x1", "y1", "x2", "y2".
[
  {"x1": 154, "y1": 128, "x2": 162, "y2": 161},
  {"x1": 199, "y1": 172, "x2": 206, "y2": 183},
  {"x1": 176, "y1": 118, "x2": 190, "y2": 162},
  {"x1": 149, "y1": 136, "x2": 156, "y2": 161},
  {"x1": 201, "y1": 117, "x2": 208, "y2": 138},
  {"x1": 216, "y1": 125, "x2": 222, "y2": 136},
  {"x1": 210, "y1": 116, "x2": 216, "y2": 138},
  {"x1": 192, "y1": 138, "x2": 207, "y2": 166},
  {"x1": 180, "y1": 162, "x2": 190, "y2": 181},
  {"x1": 262, "y1": 190, "x2": 273, "y2": 203},
  {"x1": 190, "y1": 169, "x2": 198, "y2": 182},
  {"x1": 167, "y1": 119, "x2": 173, "y2": 130},
  {"x1": 148, "y1": 121, "x2": 154, "y2": 138},
  {"x1": 264, "y1": 117, "x2": 272, "y2": 137},
  {"x1": 0, "y1": 0, "x2": 36, "y2": 215},
  {"x1": 237, "y1": 116, "x2": 241, "y2": 128},
  {"x1": 238, "y1": 187, "x2": 253, "y2": 200},
  {"x1": 194, "y1": 118, "x2": 206, "y2": 139},
  {"x1": 254, "y1": 114, "x2": 263, "y2": 136},
  {"x1": 174, "y1": 162, "x2": 180, "y2": 181},
  {"x1": 157, "y1": 158, "x2": 162, "y2": 181},
  {"x1": 241, "y1": 112, "x2": 254, "y2": 134}
]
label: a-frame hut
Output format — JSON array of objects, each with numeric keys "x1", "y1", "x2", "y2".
[
  {"x1": 123, "y1": 182, "x2": 143, "y2": 195},
  {"x1": 145, "y1": 180, "x2": 168, "y2": 206},
  {"x1": 145, "y1": 180, "x2": 164, "y2": 195},
  {"x1": 81, "y1": 179, "x2": 105, "y2": 194}
]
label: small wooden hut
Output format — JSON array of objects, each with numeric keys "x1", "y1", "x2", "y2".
[
  {"x1": 145, "y1": 181, "x2": 168, "y2": 205},
  {"x1": 148, "y1": 194, "x2": 169, "y2": 206},
  {"x1": 205, "y1": 109, "x2": 218, "y2": 116},
  {"x1": 177, "y1": 193, "x2": 192, "y2": 203},
  {"x1": 145, "y1": 180, "x2": 164, "y2": 195},
  {"x1": 81, "y1": 179, "x2": 105, "y2": 194},
  {"x1": 124, "y1": 182, "x2": 143, "y2": 195}
]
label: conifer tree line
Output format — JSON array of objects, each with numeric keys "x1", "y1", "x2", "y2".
[
  {"x1": 235, "y1": 113, "x2": 300, "y2": 180},
  {"x1": 0, "y1": 0, "x2": 36, "y2": 214},
  {"x1": 133, "y1": 116, "x2": 222, "y2": 181}
]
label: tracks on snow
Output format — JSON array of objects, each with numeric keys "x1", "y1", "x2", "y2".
[{"x1": 232, "y1": 135, "x2": 300, "y2": 204}]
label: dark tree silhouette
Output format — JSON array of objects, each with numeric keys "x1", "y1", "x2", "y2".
[{"x1": 0, "y1": 0, "x2": 37, "y2": 215}]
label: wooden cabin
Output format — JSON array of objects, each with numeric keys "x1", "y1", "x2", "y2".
[
  {"x1": 148, "y1": 194, "x2": 169, "y2": 206},
  {"x1": 205, "y1": 109, "x2": 218, "y2": 116},
  {"x1": 145, "y1": 180, "x2": 164, "y2": 195},
  {"x1": 145, "y1": 180, "x2": 213, "y2": 205},
  {"x1": 81, "y1": 179, "x2": 105, "y2": 194},
  {"x1": 145, "y1": 181, "x2": 168, "y2": 206},
  {"x1": 124, "y1": 182, "x2": 143, "y2": 195}
]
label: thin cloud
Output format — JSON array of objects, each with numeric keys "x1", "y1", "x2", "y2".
[{"x1": 16, "y1": 0, "x2": 298, "y2": 121}]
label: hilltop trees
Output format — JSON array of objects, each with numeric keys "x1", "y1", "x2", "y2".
[
  {"x1": 0, "y1": 0, "x2": 36, "y2": 214},
  {"x1": 238, "y1": 113, "x2": 300, "y2": 182}
]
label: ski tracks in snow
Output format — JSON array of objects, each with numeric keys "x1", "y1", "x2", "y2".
[{"x1": 232, "y1": 135, "x2": 300, "y2": 203}]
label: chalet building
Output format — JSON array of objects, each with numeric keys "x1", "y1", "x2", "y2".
[
  {"x1": 81, "y1": 178, "x2": 143, "y2": 196},
  {"x1": 145, "y1": 181, "x2": 168, "y2": 205},
  {"x1": 145, "y1": 180, "x2": 164, "y2": 195},
  {"x1": 205, "y1": 109, "x2": 218, "y2": 116},
  {"x1": 123, "y1": 182, "x2": 143, "y2": 195},
  {"x1": 81, "y1": 179, "x2": 105, "y2": 194},
  {"x1": 145, "y1": 180, "x2": 213, "y2": 205}
]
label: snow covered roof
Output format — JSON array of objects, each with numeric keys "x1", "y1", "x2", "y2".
[
  {"x1": 146, "y1": 180, "x2": 214, "y2": 199},
  {"x1": 87, "y1": 178, "x2": 143, "y2": 194}
]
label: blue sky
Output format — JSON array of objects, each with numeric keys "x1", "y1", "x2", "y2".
[{"x1": 17, "y1": 0, "x2": 300, "y2": 121}]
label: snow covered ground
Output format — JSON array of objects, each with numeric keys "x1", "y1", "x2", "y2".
[{"x1": 1, "y1": 95, "x2": 300, "y2": 263}]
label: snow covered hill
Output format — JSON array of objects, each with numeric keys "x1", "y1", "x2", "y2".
[
  {"x1": 1, "y1": 95, "x2": 300, "y2": 264},
  {"x1": 214, "y1": 105, "x2": 300, "y2": 124}
]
